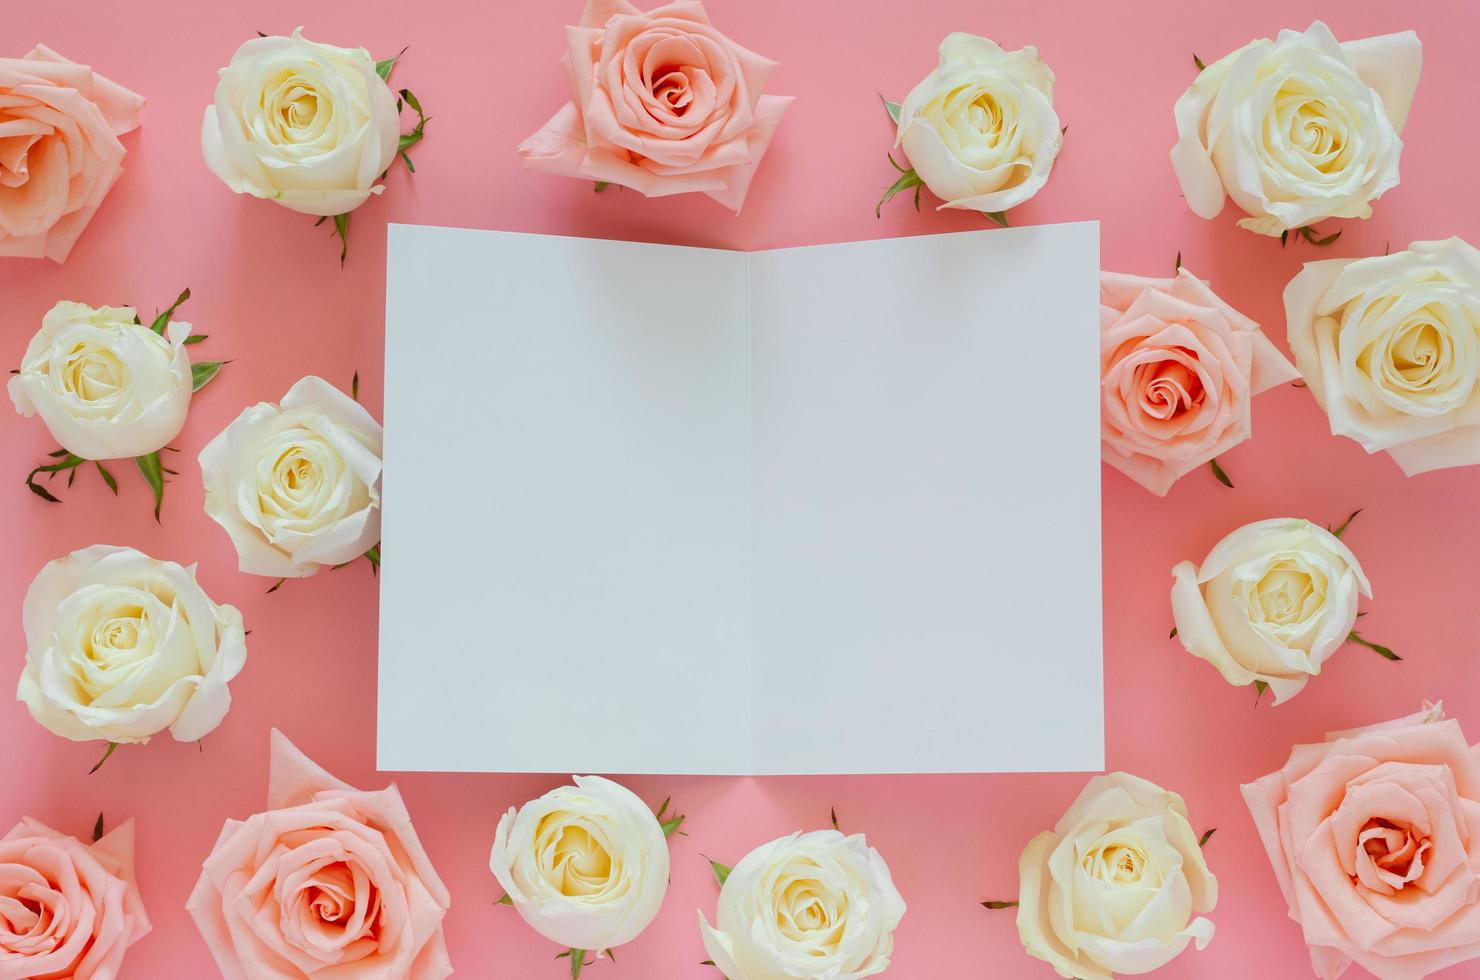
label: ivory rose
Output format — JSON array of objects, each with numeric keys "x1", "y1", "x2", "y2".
[
  {"x1": 1101, "y1": 268, "x2": 1300, "y2": 495},
  {"x1": 698, "y1": 830, "x2": 906, "y2": 979},
  {"x1": 199, "y1": 376, "x2": 382, "y2": 578},
  {"x1": 1016, "y1": 772, "x2": 1217, "y2": 979},
  {"x1": 0, "y1": 817, "x2": 150, "y2": 977},
  {"x1": 188, "y1": 730, "x2": 453, "y2": 980},
  {"x1": 8, "y1": 300, "x2": 193, "y2": 461},
  {"x1": 1243, "y1": 703, "x2": 1480, "y2": 979},
  {"x1": 0, "y1": 46, "x2": 144, "y2": 262},
  {"x1": 518, "y1": 0, "x2": 794, "y2": 211},
  {"x1": 17, "y1": 544, "x2": 247, "y2": 745},
  {"x1": 1172, "y1": 22, "x2": 1422, "y2": 236},
  {"x1": 1172, "y1": 519, "x2": 1370, "y2": 704},
  {"x1": 895, "y1": 33, "x2": 1062, "y2": 214},
  {"x1": 1286, "y1": 238, "x2": 1480, "y2": 475},
  {"x1": 491, "y1": 775, "x2": 669, "y2": 953},
  {"x1": 202, "y1": 29, "x2": 400, "y2": 217}
]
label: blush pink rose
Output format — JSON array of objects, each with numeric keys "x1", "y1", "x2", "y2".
[
  {"x1": 0, "y1": 816, "x2": 150, "y2": 978},
  {"x1": 1101, "y1": 268, "x2": 1300, "y2": 495},
  {"x1": 0, "y1": 46, "x2": 143, "y2": 263},
  {"x1": 187, "y1": 731, "x2": 452, "y2": 980},
  {"x1": 518, "y1": 0, "x2": 794, "y2": 210},
  {"x1": 1243, "y1": 703, "x2": 1480, "y2": 980}
]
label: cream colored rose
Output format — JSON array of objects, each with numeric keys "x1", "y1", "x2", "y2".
[
  {"x1": 698, "y1": 830, "x2": 906, "y2": 980},
  {"x1": 896, "y1": 32, "x2": 1061, "y2": 214},
  {"x1": 1286, "y1": 238, "x2": 1480, "y2": 475},
  {"x1": 490, "y1": 775, "x2": 669, "y2": 953},
  {"x1": 1171, "y1": 518, "x2": 1371, "y2": 704},
  {"x1": 1171, "y1": 21, "x2": 1421, "y2": 236},
  {"x1": 1017, "y1": 773, "x2": 1217, "y2": 979},
  {"x1": 8, "y1": 301, "x2": 192, "y2": 460},
  {"x1": 201, "y1": 28, "x2": 399, "y2": 216},
  {"x1": 199, "y1": 376, "x2": 382, "y2": 578},
  {"x1": 17, "y1": 545, "x2": 247, "y2": 745}
]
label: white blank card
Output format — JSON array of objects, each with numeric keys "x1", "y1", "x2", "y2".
[{"x1": 379, "y1": 222, "x2": 1102, "y2": 775}]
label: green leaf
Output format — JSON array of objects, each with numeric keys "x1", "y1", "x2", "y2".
[
  {"x1": 1253, "y1": 679, "x2": 1270, "y2": 705},
  {"x1": 982, "y1": 900, "x2": 1019, "y2": 909},
  {"x1": 1209, "y1": 457, "x2": 1234, "y2": 488},
  {"x1": 594, "y1": 181, "x2": 610, "y2": 193},
  {"x1": 709, "y1": 859, "x2": 732, "y2": 887},
  {"x1": 266, "y1": 578, "x2": 287, "y2": 595},
  {"x1": 1193, "y1": 53, "x2": 1206, "y2": 71},
  {"x1": 495, "y1": 893, "x2": 514, "y2": 906},
  {"x1": 95, "y1": 462, "x2": 118, "y2": 495},
  {"x1": 183, "y1": 334, "x2": 208, "y2": 345},
  {"x1": 1330, "y1": 508, "x2": 1363, "y2": 539},
  {"x1": 1198, "y1": 827, "x2": 1216, "y2": 847},
  {"x1": 332, "y1": 213, "x2": 349, "y2": 266},
  {"x1": 395, "y1": 88, "x2": 429, "y2": 175},
  {"x1": 983, "y1": 210, "x2": 1010, "y2": 228},
  {"x1": 880, "y1": 94, "x2": 902, "y2": 126},
  {"x1": 134, "y1": 452, "x2": 165, "y2": 521},
  {"x1": 92, "y1": 812, "x2": 105, "y2": 842},
  {"x1": 149, "y1": 287, "x2": 191, "y2": 335},
  {"x1": 875, "y1": 158, "x2": 923, "y2": 218},
  {"x1": 89, "y1": 741, "x2": 119, "y2": 775},
  {"x1": 1299, "y1": 225, "x2": 1342, "y2": 247},
  {"x1": 191, "y1": 361, "x2": 226, "y2": 392},
  {"x1": 375, "y1": 46, "x2": 407, "y2": 82},
  {"x1": 1349, "y1": 632, "x2": 1402, "y2": 661}
]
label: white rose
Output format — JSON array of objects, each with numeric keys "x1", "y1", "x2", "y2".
[
  {"x1": 490, "y1": 775, "x2": 669, "y2": 953},
  {"x1": 8, "y1": 301, "x2": 192, "y2": 460},
  {"x1": 199, "y1": 376, "x2": 382, "y2": 578},
  {"x1": 698, "y1": 830, "x2": 906, "y2": 980},
  {"x1": 1171, "y1": 21, "x2": 1421, "y2": 236},
  {"x1": 1017, "y1": 773, "x2": 1217, "y2": 979},
  {"x1": 1286, "y1": 238, "x2": 1480, "y2": 475},
  {"x1": 17, "y1": 545, "x2": 247, "y2": 744},
  {"x1": 201, "y1": 28, "x2": 399, "y2": 216},
  {"x1": 1171, "y1": 518, "x2": 1371, "y2": 704},
  {"x1": 896, "y1": 32, "x2": 1061, "y2": 214}
]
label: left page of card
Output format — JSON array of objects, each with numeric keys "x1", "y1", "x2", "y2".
[{"x1": 379, "y1": 226, "x2": 754, "y2": 773}]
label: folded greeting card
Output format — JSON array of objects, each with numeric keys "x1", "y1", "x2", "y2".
[{"x1": 379, "y1": 221, "x2": 1102, "y2": 775}]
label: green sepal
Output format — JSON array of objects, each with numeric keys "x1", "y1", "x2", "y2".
[
  {"x1": 149, "y1": 288, "x2": 191, "y2": 335},
  {"x1": 134, "y1": 452, "x2": 165, "y2": 521},
  {"x1": 1209, "y1": 457, "x2": 1234, "y2": 488},
  {"x1": 92, "y1": 812, "x2": 105, "y2": 842},
  {"x1": 709, "y1": 858, "x2": 731, "y2": 887},
  {"x1": 192, "y1": 361, "x2": 227, "y2": 392},
  {"x1": 89, "y1": 742, "x2": 119, "y2": 775},
  {"x1": 982, "y1": 900, "x2": 1019, "y2": 909},
  {"x1": 875, "y1": 154, "x2": 922, "y2": 218}
]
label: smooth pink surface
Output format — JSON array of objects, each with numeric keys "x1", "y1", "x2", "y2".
[{"x1": 2, "y1": 1, "x2": 1478, "y2": 978}]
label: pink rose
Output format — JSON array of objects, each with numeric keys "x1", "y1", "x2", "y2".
[
  {"x1": 1101, "y1": 268, "x2": 1300, "y2": 495},
  {"x1": 1243, "y1": 704, "x2": 1480, "y2": 979},
  {"x1": 0, "y1": 46, "x2": 143, "y2": 263},
  {"x1": 518, "y1": 0, "x2": 794, "y2": 211},
  {"x1": 0, "y1": 817, "x2": 150, "y2": 978},
  {"x1": 187, "y1": 731, "x2": 452, "y2": 979}
]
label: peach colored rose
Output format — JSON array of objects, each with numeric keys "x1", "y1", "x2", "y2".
[
  {"x1": 0, "y1": 46, "x2": 143, "y2": 262},
  {"x1": 1101, "y1": 268, "x2": 1300, "y2": 495},
  {"x1": 0, "y1": 816, "x2": 150, "y2": 978},
  {"x1": 187, "y1": 731, "x2": 452, "y2": 980},
  {"x1": 1243, "y1": 703, "x2": 1480, "y2": 980},
  {"x1": 518, "y1": 0, "x2": 794, "y2": 211}
]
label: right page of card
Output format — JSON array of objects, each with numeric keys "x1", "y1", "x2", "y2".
[{"x1": 745, "y1": 222, "x2": 1103, "y2": 774}]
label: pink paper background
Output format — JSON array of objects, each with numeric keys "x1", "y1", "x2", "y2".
[{"x1": 3, "y1": 1, "x2": 1479, "y2": 977}]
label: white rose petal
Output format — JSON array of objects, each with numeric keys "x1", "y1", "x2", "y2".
[
  {"x1": 199, "y1": 375, "x2": 383, "y2": 578},
  {"x1": 1171, "y1": 21, "x2": 1421, "y2": 234},
  {"x1": 897, "y1": 32, "x2": 1062, "y2": 214},
  {"x1": 1017, "y1": 773, "x2": 1217, "y2": 980},
  {"x1": 8, "y1": 301, "x2": 193, "y2": 460},
  {"x1": 490, "y1": 775, "x2": 669, "y2": 952},
  {"x1": 17, "y1": 545, "x2": 247, "y2": 745},
  {"x1": 201, "y1": 28, "x2": 400, "y2": 216},
  {"x1": 1286, "y1": 238, "x2": 1480, "y2": 475},
  {"x1": 1171, "y1": 518, "x2": 1371, "y2": 703},
  {"x1": 698, "y1": 829, "x2": 906, "y2": 980}
]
